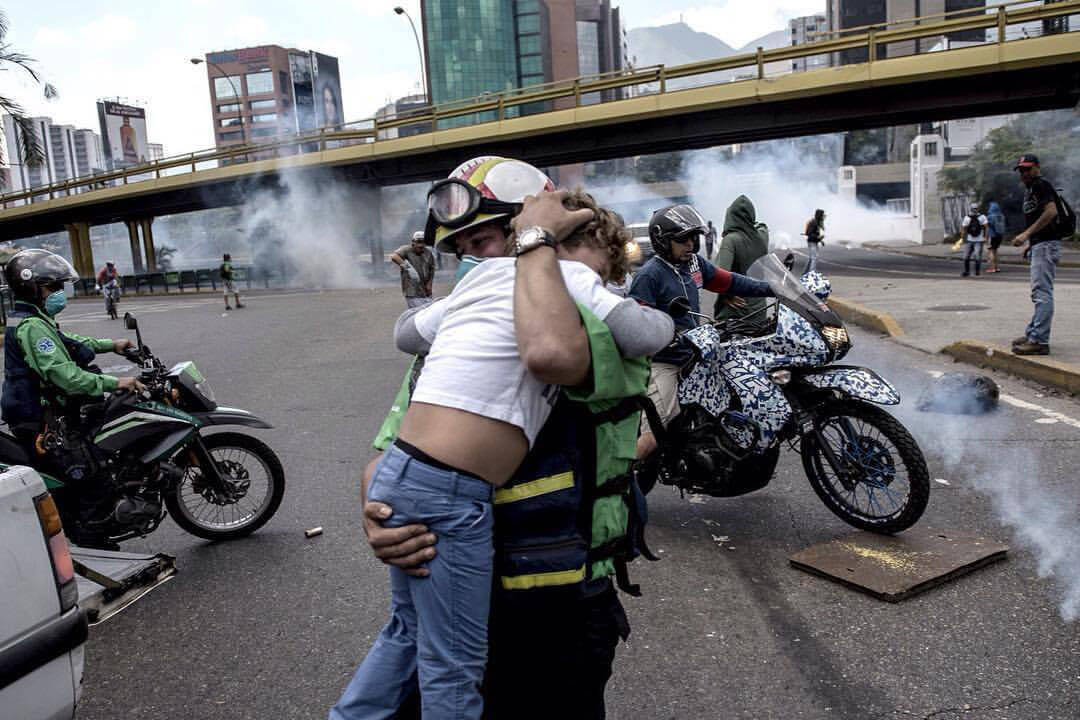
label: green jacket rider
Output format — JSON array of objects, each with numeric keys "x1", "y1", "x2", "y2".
[{"x1": 2, "y1": 250, "x2": 141, "y2": 456}]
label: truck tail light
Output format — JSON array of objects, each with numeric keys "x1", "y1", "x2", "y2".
[{"x1": 34, "y1": 492, "x2": 79, "y2": 613}]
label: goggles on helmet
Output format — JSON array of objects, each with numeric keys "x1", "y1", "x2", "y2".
[{"x1": 426, "y1": 178, "x2": 521, "y2": 229}]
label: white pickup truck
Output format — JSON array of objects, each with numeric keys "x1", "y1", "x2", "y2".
[
  {"x1": 0, "y1": 465, "x2": 86, "y2": 720},
  {"x1": 0, "y1": 465, "x2": 175, "y2": 720}
]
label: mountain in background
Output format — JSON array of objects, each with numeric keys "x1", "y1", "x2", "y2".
[{"x1": 627, "y1": 23, "x2": 792, "y2": 87}]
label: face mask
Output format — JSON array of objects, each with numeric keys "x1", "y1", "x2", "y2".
[{"x1": 44, "y1": 290, "x2": 67, "y2": 316}]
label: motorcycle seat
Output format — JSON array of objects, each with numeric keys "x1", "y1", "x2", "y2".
[{"x1": 0, "y1": 430, "x2": 33, "y2": 466}]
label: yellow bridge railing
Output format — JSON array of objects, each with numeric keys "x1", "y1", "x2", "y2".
[{"x1": 2, "y1": 0, "x2": 1077, "y2": 210}]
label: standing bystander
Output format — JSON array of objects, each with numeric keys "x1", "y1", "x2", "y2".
[
  {"x1": 986, "y1": 200, "x2": 1006, "y2": 273},
  {"x1": 704, "y1": 220, "x2": 717, "y2": 260},
  {"x1": 220, "y1": 253, "x2": 244, "y2": 310},
  {"x1": 1011, "y1": 155, "x2": 1062, "y2": 356},
  {"x1": 391, "y1": 231, "x2": 435, "y2": 308},
  {"x1": 804, "y1": 209, "x2": 825, "y2": 273},
  {"x1": 960, "y1": 202, "x2": 989, "y2": 277}
]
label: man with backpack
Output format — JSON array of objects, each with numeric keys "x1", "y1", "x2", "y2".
[
  {"x1": 960, "y1": 202, "x2": 989, "y2": 277},
  {"x1": 1011, "y1": 154, "x2": 1075, "y2": 356},
  {"x1": 220, "y1": 253, "x2": 244, "y2": 310}
]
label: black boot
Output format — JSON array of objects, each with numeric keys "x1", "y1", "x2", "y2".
[{"x1": 974, "y1": 260, "x2": 981, "y2": 276}]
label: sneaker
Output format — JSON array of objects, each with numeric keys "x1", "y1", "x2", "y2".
[
  {"x1": 225, "y1": 305, "x2": 232, "y2": 311},
  {"x1": 236, "y1": 302, "x2": 245, "y2": 308},
  {"x1": 961, "y1": 271, "x2": 970, "y2": 277},
  {"x1": 1011, "y1": 336, "x2": 1029, "y2": 347},
  {"x1": 1013, "y1": 341, "x2": 1049, "y2": 356}
]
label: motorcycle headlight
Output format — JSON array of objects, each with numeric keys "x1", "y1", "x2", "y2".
[{"x1": 821, "y1": 326, "x2": 850, "y2": 352}]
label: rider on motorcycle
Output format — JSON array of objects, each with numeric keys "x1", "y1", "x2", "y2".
[
  {"x1": 2, "y1": 250, "x2": 143, "y2": 492},
  {"x1": 629, "y1": 203, "x2": 774, "y2": 459}
]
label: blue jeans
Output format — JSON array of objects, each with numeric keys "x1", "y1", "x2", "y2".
[
  {"x1": 330, "y1": 444, "x2": 494, "y2": 720},
  {"x1": 806, "y1": 242, "x2": 820, "y2": 273},
  {"x1": 1024, "y1": 240, "x2": 1061, "y2": 345}
]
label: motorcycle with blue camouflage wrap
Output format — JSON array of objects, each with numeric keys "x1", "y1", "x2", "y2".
[
  {"x1": 0, "y1": 312, "x2": 285, "y2": 547},
  {"x1": 639, "y1": 255, "x2": 929, "y2": 534}
]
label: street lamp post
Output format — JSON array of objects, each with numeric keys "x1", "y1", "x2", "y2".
[
  {"x1": 393, "y1": 6, "x2": 428, "y2": 104},
  {"x1": 190, "y1": 57, "x2": 245, "y2": 146}
]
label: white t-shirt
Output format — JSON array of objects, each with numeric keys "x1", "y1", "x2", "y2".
[
  {"x1": 961, "y1": 214, "x2": 988, "y2": 240},
  {"x1": 411, "y1": 257, "x2": 622, "y2": 446}
]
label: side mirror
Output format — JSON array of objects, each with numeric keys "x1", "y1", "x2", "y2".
[
  {"x1": 124, "y1": 312, "x2": 138, "y2": 331},
  {"x1": 667, "y1": 296, "x2": 691, "y2": 318}
]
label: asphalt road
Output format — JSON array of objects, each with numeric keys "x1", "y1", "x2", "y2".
[
  {"x1": 793, "y1": 245, "x2": 1080, "y2": 283},
  {"x1": 37, "y1": 281, "x2": 1080, "y2": 720}
]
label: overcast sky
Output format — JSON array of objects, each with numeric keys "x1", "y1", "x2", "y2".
[{"x1": 4, "y1": 0, "x2": 825, "y2": 158}]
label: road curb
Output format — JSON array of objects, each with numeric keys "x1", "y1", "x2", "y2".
[
  {"x1": 941, "y1": 340, "x2": 1080, "y2": 395},
  {"x1": 828, "y1": 295, "x2": 904, "y2": 337},
  {"x1": 864, "y1": 243, "x2": 1080, "y2": 269}
]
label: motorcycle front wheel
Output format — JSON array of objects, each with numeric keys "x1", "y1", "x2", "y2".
[
  {"x1": 166, "y1": 432, "x2": 285, "y2": 541},
  {"x1": 800, "y1": 399, "x2": 929, "y2": 534}
]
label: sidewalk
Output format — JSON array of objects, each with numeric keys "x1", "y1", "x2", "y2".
[
  {"x1": 828, "y1": 268, "x2": 1080, "y2": 394},
  {"x1": 864, "y1": 238, "x2": 1080, "y2": 267}
]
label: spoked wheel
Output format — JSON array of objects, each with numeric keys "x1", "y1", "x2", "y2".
[
  {"x1": 165, "y1": 432, "x2": 285, "y2": 541},
  {"x1": 801, "y1": 400, "x2": 929, "y2": 534}
]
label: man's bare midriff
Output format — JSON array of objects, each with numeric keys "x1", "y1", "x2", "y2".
[{"x1": 397, "y1": 402, "x2": 528, "y2": 487}]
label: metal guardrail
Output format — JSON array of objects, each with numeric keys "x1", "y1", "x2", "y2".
[
  {"x1": 67, "y1": 265, "x2": 277, "y2": 298},
  {"x1": 1, "y1": 0, "x2": 1077, "y2": 209}
]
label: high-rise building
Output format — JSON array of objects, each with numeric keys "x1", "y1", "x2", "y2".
[
  {"x1": 420, "y1": 0, "x2": 626, "y2": 125},
  {"x1": 789, "y1": 14, "x2": 829, "y2": 72},
  {"x1": 72, "y1": 129, "x2": 107, "y2": 177},
  {"x1": 148, "y1": 143, "x2": 165, "y2": 161},
  {"x1": 375, "y1": 94, "x2": 430, "y2": 140},
  {"x1": 201, "y1": 45, "x2": 344, "y2": 152},
  {"x1": 826, "y1": 0, "x2": 986, "y2": 65}
]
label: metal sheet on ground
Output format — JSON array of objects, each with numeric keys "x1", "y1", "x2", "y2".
[
  {"x1": 789, "y1": 527, "x2": 1008, "y2": 602},
  {"x1": 72, "y1": 546, "x2": 177, "y2": 625}
]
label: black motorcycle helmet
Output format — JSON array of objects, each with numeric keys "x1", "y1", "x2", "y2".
[
  {"x1": 649, "y1": 204, "x2": 707, "y2": 262},
  {"x1": 4, "y1": 249, "x2": 79, "y2": 304}
]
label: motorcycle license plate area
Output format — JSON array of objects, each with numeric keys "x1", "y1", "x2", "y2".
[
  {"x1": 71, "y1": 546, "x2": 177, "y2": 625},
  {"x1": 788, "y1": 527, "x2": 1007, "y2": 602}
]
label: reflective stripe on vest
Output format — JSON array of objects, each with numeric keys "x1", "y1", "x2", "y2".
[
  {"x1": 494, "y1": 471, "x2": 573, "y2": 505},
  {"x1": 500, "y1": 565, "x2": 586, "y2": 591}
]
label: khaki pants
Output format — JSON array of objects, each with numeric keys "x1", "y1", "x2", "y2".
[{"x1": 641, "y1": 362, "x2": 681, "y2": 436}]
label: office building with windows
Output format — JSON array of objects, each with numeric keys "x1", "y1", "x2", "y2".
[
  {"x1": 420, "y1": 0, "x2": 626, "y2": 123},
  {"x1": 789, "y1": 14, "x2": 829, "y2": 72},
  {"x1": 2, "y1": 115, "x2": 108, "y2": 197},
  {"x1": 201, "y1": 45, "x2": 344, "y2": 152},
  {"x1": 826, "y1": 0, "x2": 986, "y2": 64}
]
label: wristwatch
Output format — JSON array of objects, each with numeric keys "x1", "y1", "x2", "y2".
[{"x1": 513, "y1": 226, "x2": 557, "y2": 256}]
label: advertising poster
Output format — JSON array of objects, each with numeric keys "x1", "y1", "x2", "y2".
[
  {"x1": 312, "y1": 53, "x2": 344, "y2": 129},
  {"x1": 97, "y1": 101, "x2": 149, "y2": 170},
  {"x1": 289, "y1": 51, "x2": 316, "y2": 134}
]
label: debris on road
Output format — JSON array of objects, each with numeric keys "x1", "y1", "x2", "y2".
[
  {"x1": 916, "y1": 372, "x2": 999, "y2": 414},
  {"x1": 305, "y1": 526, "x2": 324, "y2": 538}
]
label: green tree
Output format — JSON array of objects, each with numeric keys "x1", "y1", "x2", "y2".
[
  {"x1": 940, "y1": 108, "x2": 1079, "y2": 232},
  {"x1": 0, "y1": 10, "x2": 57, "y2": 183}
]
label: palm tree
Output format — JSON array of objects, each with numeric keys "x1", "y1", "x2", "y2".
[{"x1": 0, "y1": 10, "x2": 58, "y2": 182}]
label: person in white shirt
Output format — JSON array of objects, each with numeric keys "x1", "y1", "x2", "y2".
[
  {"x1": 334, "y1": 187, "x2": 672, "y2": 720},
  {"x1": 961, "y1": 202, "x2": 990, "y2": 277}
]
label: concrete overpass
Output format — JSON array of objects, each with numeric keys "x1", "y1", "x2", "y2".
[{"x1": 2, "y1": 0, "x2": 1078, "y2": 274}]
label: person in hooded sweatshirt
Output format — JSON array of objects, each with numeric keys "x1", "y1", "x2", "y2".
[
  {"x1": 986, "y1": 200, "x2": 1006, "y2": 274},
  {"x1": 713, "y1": 195, "x2": 770, "y2": 323}
]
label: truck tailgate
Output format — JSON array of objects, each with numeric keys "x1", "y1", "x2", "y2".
[{"x1": 70, "y1": 547, "x2": 176, "y2": 625}]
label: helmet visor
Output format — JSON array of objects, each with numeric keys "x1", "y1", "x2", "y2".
[
  {"x1": 665, "y1": 205, "x2": 708, "y2": 238},
  {"x1": 34, "y1": 254, "x2": 79, "y2": 284}
]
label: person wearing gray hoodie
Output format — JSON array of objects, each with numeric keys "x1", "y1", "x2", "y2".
[{"x1": 712, "y1": 195, "x2": 770, "y2": 323}]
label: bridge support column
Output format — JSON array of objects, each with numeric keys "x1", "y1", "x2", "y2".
[
  {"x1": 139, "y1": 218, "x2": 157, "y2": 272},
  {"x1": 125, "y1": 220, "x2": 145, "y2": 273},
  {"x1": 64, "y1": 222, "x2": 94, "y2": 279}
]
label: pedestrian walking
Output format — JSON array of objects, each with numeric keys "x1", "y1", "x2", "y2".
[
  {"x1": 804, "y1": 209, "x2": 825, "y2": 273},
  {"x1": 986, "y1": 200, "x2": 1006, "y2": 273},
  {"x1": 220, "y1": 253, "x2": 244, "y2": 310},
  {"x1": 391, "y1": 231, "x2": 436, "y2": 308},
  {"x1": 1011, "y1": 154, "x2": 1065, "y2": 355},
  {"x1": 704, "y1": 220, "x2": 717, "y2": 260},
  {"x1": 960, "y1": 202, "x2": 988, "y2": 277}
]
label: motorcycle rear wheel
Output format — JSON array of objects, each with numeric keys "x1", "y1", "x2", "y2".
[
  {"x1": 801, "y1": 399, "x2": 929, "y2": 534},
  {"x1": 166, "y1": 432, "x2": 285, "y2": 541}
]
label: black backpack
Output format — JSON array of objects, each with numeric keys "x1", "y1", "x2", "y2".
[
  {"x1": 1052, "y1": 189, "x2": 1077, "y2": 239},
  {"x1": 966, "y1": 215, "x2": 982, "y2": 238}
]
